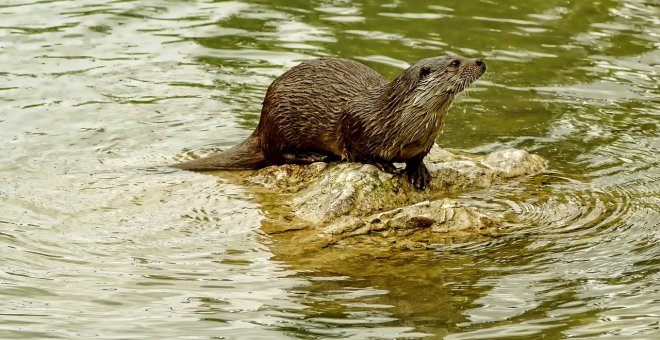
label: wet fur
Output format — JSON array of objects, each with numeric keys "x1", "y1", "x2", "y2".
[
  {"x1": 338, "y1": 56, "x2": 485, "y2": 162},
  {"x1": 173, "y1": 55, "x2": 486, "y2": 189}
]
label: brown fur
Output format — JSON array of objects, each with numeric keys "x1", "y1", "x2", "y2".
[{"x1": 173, "y1": 55, "x2": 486, "y2": 189}]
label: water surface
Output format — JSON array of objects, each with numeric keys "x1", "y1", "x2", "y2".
[{"x1": 1, "y1": 0, "x2": 658, "y2": 338}]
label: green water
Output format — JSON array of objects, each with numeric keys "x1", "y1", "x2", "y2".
[{"x1": 1, "y1": 0, "x2": 658, "y2": 338}]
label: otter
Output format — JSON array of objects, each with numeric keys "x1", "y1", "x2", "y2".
[{"x1": 173, "y1": 55, "x2": 486, "y2": 189}]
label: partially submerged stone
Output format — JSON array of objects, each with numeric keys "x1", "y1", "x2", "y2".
[
  {"x1": 247, "y1": 145, "x2": 546, "y2": 248},
  {"x1": 321, "y1": 199, "x2": 502, "y2": 250}
]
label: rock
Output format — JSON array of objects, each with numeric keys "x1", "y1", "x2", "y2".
[
  {"x1": 321, "y1": 199, "x2": 502, "y2": 249},
  {"x1": 246, "y1": 145, "x2": 546, "y2": 248},
  {"x1": 482, "y1": 148, "x2": 546, "y2": 178}
]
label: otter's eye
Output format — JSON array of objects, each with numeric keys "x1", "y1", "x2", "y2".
[{"x1": 450, "y1": 59, "x2": 460, "y2": 67}]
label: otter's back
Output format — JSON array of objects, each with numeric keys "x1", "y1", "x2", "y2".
[{"x1": 258, "y1": 58, "x2": 387, "y2": 163}]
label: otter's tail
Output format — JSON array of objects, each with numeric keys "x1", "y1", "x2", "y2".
[{"x1": 172, "y1": 132, "x2": 266, "y2": 171}]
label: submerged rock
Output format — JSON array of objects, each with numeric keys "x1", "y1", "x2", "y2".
[{"x1": 247, "y1": 145, "x2": 546, "y2": 248}]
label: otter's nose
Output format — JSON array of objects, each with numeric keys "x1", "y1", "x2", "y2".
[{"x1": 475, "y1": 58, "x2": 486, "y2": 71}]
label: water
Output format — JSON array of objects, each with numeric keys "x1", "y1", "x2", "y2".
[{"x1": 1, "y1": 0, "x2": 658, "y2": 338}]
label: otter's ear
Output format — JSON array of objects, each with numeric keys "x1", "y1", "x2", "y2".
[{"x1": 419, "y1": 66, "x2": 431, "y2": 78}]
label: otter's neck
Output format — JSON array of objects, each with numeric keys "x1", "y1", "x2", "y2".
[
  {"x1": 374, "y1": 81, "x2": 456, "y2": 153},
  {"x1": 377, "y1": 81, "x2": 455, "y2": 121}
]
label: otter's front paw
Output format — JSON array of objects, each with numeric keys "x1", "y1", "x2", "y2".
[{"x1": 406, "y1": 162, "x2": 432, "y2": 190}]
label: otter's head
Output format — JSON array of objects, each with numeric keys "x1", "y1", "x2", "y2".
[
  {"x1": 386, "y1": 55, "x2": 486, "y2": 112},
  {"x1": 416, "y1": 55, "x2": 485, "y2": 95}
]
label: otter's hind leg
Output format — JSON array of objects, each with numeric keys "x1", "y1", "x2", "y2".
[
  {"x1": 370, "y1": 159, "x2": 399, "y2": 175},
  {"x1": 283, "y1": 151, "x2": 339, "y2": 165}
]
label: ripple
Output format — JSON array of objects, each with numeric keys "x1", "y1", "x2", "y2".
[
  {"x1": 503, "y1": 177, "x2": 632, "y2": 239},
  {"x1": 380, "y1": 12, "x2": 449, "y2": 20}
]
